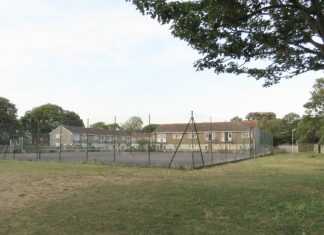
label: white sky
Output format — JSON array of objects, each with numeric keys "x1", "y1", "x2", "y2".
[{"x1": 0, "y1": 0, "x2": 322, "y2": 125}]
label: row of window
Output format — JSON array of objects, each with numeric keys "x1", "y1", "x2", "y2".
[
  {"x1": 56, "y1": 134, "x2": 130, "y2": 143},
  {"x1": 157, "y1": 132, "x2": 250, "y2": 141},
  {"x1": 55, "y1": 132, "x2": 249, "y2": 142}
]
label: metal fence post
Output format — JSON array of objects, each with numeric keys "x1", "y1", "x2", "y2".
[
  {"x1": 148, "y1": 114, "x2": 151, "y2": 167},
  {"x1": 235, "y1": 143, "x2": 237, "y2": 161},
  {"x1": 59, "y1": 124, "x2": 62, "y2": 162},
  {"x1": 210, "y1": 117, "x2": 214, "y2": 165},
  {"x1": 86, "y1": 119, "x2": 89, "y2": 163},
  {"x1": 114, "y1": 116, "x2": 116, "y2": 165},
  {"x1": 36, "y1": 120, "x2": 40, "y2": 160}
]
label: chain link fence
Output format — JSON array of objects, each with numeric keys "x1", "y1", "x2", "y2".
[{"x1": 0, "y1": 121, "x2": 273, "y2": 169}]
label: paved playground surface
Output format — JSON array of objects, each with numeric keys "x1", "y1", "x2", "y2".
[{"x1": 3, "y1": 150, "x2": 251, "y2": 168}]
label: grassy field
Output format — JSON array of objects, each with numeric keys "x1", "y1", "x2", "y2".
[{"x1": 0, "y1": 153, "x2": 323, "y2": 235}]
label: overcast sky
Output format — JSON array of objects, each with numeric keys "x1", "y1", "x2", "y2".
[{"x1": 0, "y1": 0, "x2": 322, "y2": 125}]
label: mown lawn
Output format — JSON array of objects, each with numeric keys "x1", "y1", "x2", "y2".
[{"x1": 0, "y1": 153, "x2": 323, "y2": 235}]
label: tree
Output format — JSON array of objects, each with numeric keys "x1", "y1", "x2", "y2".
[
  {"x1": 106, "y1": 123, "x2": 123, "y2": 131},
  {"x1": 20, "y1": 104, "x2": 84, "y2": 144},
  {"x1": 91, "y1": 122, "x2": 108, "y2": 129},
  {"x1": 142, "y1": 124, "x2": 159, "y2": 132},
  {"x1": 297, "y1": 115, "x2": 324, "y2": 144},
  {"x1": 0, "y1": 97, "x2": 18, "y2": 128},
  {"x1": 230, "y1": 116, "x2": 243, "y2": 122},
  {"x1": 127, "y1": 0, "x2": 324, "y2": 86},
  {"x1": 298, "y1": 78, "x2": 324, "y2": 145},
  {"x1": 0, "y1": 97, "x2": 19, "y2": 144},
  {"x1": 90, "y1": 122, "x2": 122, "y2": 131},
  {"x1": 258, "y1": 118, "x2": 285, "y2": 146},
  {"x1": 137, "y1": 139, "x2": 149, "y2": 151},
  {"x1": 245, "y1": 112, "x2": 276, "y2": 121},
  {"x1": 122, "y1": 116, "x2": 143, "y2": 133},
  {"x1": 304, "y1": 78, "x2": 324, "y2": 117},
  {"x1": 62, "y1": 111, "x2": 84, "y2": 127},
  {"x1": 245, "y1": 111, "x2": 283, "y2": 145},
  {"x1": 281, "y1": 112, "x2": 301, "y2": 144}
]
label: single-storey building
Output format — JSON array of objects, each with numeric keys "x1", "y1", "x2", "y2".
[{"x1": 49, "y1": 125, "x2": 130, "y2": 150}]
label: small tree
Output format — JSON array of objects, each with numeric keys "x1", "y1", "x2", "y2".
[
  {"x1": 137, "y1": 139, "x2": 149, "y2": 151},
  {"x1": 230, "y1": 116, "x2": 243, "y2": 122},
  {"x1": 91, "y1": 122, "x2": 108, "y2": 129},
  {"x1": 122, "y1": 116, "x2": 143, "y2": 133},
  {"x1": 142, "y1": 124, "x2": 159, "y2": 132}
]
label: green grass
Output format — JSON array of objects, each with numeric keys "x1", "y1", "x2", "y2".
[{"x1": 0, "y1": 153, "x2": 323, "y2": 235}]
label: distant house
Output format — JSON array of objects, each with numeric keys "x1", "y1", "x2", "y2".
[
  {"x1": 49, "y1": 125, "x2": 130, "y2": 150},
  {"x1": 153, "y1": 121, "x2": 269, "y2": 153}
]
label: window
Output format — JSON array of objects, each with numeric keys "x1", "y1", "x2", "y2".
[
  {"x1": 100, "y1": 135, "x2": 112, "y2": 143},
  {"x1": 222, "y1": 132, "x2": 232, "y2": 142},
  {"x1": 55, "y1": 134, "x2": 60, "y2": 139},
  {"x1": 188, "y1": 133, "x2": 197, "y2": 139},
  {"x1": 73, "y1": 134, "x2": 80, "y2": 142},
  {"x1": 157, "y1": 133, "x2": 166, "y2": 139},
  {"x1": 173, "y1": 133, "x2": 182, "y2": 139},
  {"x1": 157, "y1": 133, "x2": 166, "y2": 143},
  {"x1": 242, "y1": 132, "x2": 250, "y2": 138},
  {"x1": 205, "y1": 132, "x2": 213, "y2": 141}
]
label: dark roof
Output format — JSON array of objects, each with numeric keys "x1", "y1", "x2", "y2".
[
  {"x1": 61, "y1": 125, "x2": 128, "y2": 136},
  {"x1": 155, "y1": 122, "x2": 253, "y2": 133}
]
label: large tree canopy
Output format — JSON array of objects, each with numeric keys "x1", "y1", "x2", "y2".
[
  {"x1": 127, "y1": 0, "x2": 324, "y2": 86},
  {"x1": 304, "y1": 77, "x2": 324, "y2": 117},
  {"x1": 0, "y1": 97, "x2": 18, "y2": 129},
  {"x1": 245, "y1": 112, "x2": 276, "y2": 120},
  {"x1": 298, "y1": 78, "x2": 324, "y2": 144},
  {"x1": 20, "y1": 104, "x2": 84, "y2": 143},
  {"x1": 0, "y1": 97, "x2": 19, "y2": 144}
]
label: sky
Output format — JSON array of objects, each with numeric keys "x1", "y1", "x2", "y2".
[{"x1": 0, "y1": 0, "x2": 322, "y2": 126}]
